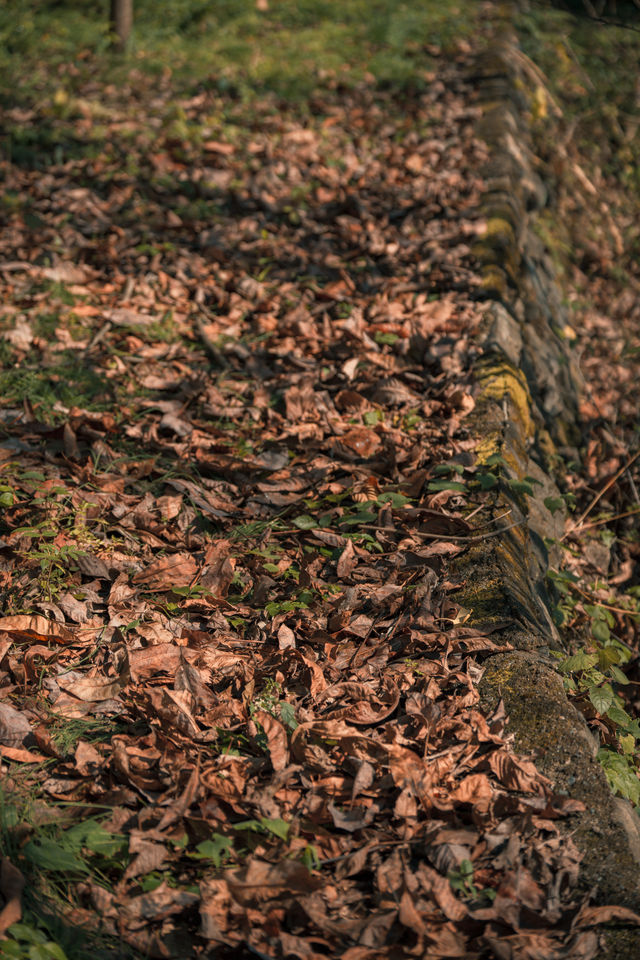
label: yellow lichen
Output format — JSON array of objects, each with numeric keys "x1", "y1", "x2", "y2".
[
  {"x1": 477, "y1": 361, "x2": 534, "y2": 439},
  {"x1": 480, "y1": 264, "x2": 508, "y2": 297},
  {"x1": 474, "y1": 430, "x2": 502, "y2": 465},
  {"x1": 484, "y1": 217, "x2": 516, "y2": 246}
]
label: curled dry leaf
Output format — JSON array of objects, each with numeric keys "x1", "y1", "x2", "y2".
[
  {"x1": 57, "y1": 671, "x2": 126, "y2": 703},
  {"x1": 132, "y1": 552, "x2": 198, "y2": 590},
  {"x1": 318, "y1": 677, "x2": 400, "y2": 725},
  {"x1": 227, "y1": 858, "x2": 323, "y2": 906},
  {"x1": 253, "y1": 708, "x2": 289, "y2": 771},
  {"x1": 0, "y1": 858, "x2": 25, "y2": 935},
  {"x1": 0, "y1": 615, "x2": 74, "y2": 645},
  {"x1": 488, "y1": 749, "x2": 551, "y2": 794},
  {"x1": 0, "y1": 702, "x2": 32, "y2": 747},
  {"x1": 572, "y1": 904, "x2": 640, "y2": 928}
]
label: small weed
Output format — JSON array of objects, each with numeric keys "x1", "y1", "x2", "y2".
[
  {"x1": 20, "y1": 539, "x2": 85, "y2": 601},
  {"x1": 448, "y1": 859, "x2": 495, "y2": 903},
  {"x1": 0, "y1": 793, "x2": 137, "y2": 960},
  {"x1": 250, "y1": 679, "x2": 298, "y2": 732},
  {"x1": 187, "y1": 833, "x2": 234, "y2": 868},
  {"x1": 233, "y1": 817, "x2": 290, "y2": 842},
  {"x1": 550, "y1": 571, "x2": 640, "y2": 804},
  {"x1": 0, "y1": 353, "x2": 112, "y2": 422}
]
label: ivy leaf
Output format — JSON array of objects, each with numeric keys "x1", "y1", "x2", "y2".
[
  {"x1": 193, "y1": 834, "x2": 233, "y2": 867},
  {"x1": 620, "y1": 734, "x2": 636, "y2": 755},
  {"x1": 559, "y1": 651, "x2": 597, "y2": 673},
  {"x1": 433, "y1": 463, "x2": 465, "y2": 476},
  {"x1": 292, "y1": 515, "x2": 318, "y2": 530},
  {"x1": 607, "y1": 703, "x2": 632, "y2": 727},
  {"x1": 609, "y1": 665, "x2": 630, "y2": 685},
  {"x1": 589, "y1": 684, "x2": 615, "y2": 715},
  {"x1": 506, "y1": 479, "x2": 535, "y2": 496},
  {"x1": 427, "y1": 480, "x2": 467, "y2": 493},
  {"x1": 484, "y1": 453, "x2": 507, "y2": 467},
  {"x1": 476, "y1": 472, "x2": 498, "y2": 490},
  {"x1": 597, "y1": 644, "x2": 620, "y2": 670},
  {"x1": 592, "y1": 620, "x2": 611, "y2": 643}
]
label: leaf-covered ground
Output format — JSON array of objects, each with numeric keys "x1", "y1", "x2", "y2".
[{"x1": 1, "y1": 4, "x2": 640, "y2": 959}]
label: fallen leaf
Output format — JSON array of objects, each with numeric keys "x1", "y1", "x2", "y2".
[
  {"x1": 0, "y1": 615, "x2": 74, "y2": 645},
  {"x1": 0, "y1": 859, "x2": 25, "y2": 934}
]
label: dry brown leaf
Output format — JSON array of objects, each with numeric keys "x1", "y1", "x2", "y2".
[
  {"x1": 0, "y1": 615, "x2": 74, "y2": 645},
  {"x1": 336, "y1": 538, "x2": 358, "y2": 579},
  {"x1": 227, "y1": 858, "x2": 322, "y2": 905},
  {"x1": 0, "y1": 702, "x2": 32, "y2": 747},
  {"x1": 132, "y1": 553, "x2": 197, "y2": 590},
  {"x1": 0, "y1": 859, "x2": 25, "y2": 935},
  {"x1": 0, "y1": 744, "x2": 48, "y2": 763},
  {"x1": 254, "y1": 708, "x2": 289, "y2": 771},
  {"x1": 57, "y1": 672, "x2": 125, "y2": 703}
]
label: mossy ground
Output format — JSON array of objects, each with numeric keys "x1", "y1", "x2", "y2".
[{"x1": 3, "y1": 0, "x2": 477, "y2": 106}]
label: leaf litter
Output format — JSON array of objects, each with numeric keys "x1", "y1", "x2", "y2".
[{"x1": 0, "y1": 19, "x2": 637, "y2": 960}]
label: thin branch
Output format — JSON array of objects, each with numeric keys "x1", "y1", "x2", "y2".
[{"x1": 563, "y1": 449, "x2": 640, "y2": 540}]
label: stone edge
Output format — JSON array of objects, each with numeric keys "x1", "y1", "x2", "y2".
[{"x1": 460, "y1": 7, "x2": 640, "y2": 954}]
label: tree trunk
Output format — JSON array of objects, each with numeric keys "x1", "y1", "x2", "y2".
[{"x1": 110, "y1": 0, "x2": 133, "y2": 52}]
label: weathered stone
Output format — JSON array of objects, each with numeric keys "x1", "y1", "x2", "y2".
[
  {"x1": 466, "y1": 10, "x2": 640, "y2": 953},
  {"x1": 478, "y1": 302, "x2": 523, "y2": 367}
]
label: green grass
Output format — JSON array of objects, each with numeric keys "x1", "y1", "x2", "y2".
[
  {"x1": 0, "y1": 793, "x2": 140, "y2": 960},
  {"x1": 516, "y1": 5, "x2": 640, "y2": 186},
  {"x1": 3, "y1": 0, "x2": 476, "y2": 102},
  {"x1": 0, "y1": 352, "x2": 112, "y2": 422}
]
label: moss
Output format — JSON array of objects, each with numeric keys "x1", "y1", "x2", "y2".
[
  {"x1": 451, "y1": 532, "x2": 549, "y2": 647},
  {"x1": 482, "y1": 199, "x2": 521, "y2": 231},
  {"x1": 601, "y1": 929, "x2": 640, "y2": 960},
  {"x1": 480, "y1": 263, "x2": 510, "y2": 298},
  {"x1": 473, "y1": 236, "x2": 520, "y2": 279},
  {"x1": 473, "y1": 429, "x2": 503, "y2": 465},
  {"x1": 476, "y1": 359, "x2": 534, "y2": 439},
  {"x1": 536, "y1": 427, "x2": 557, "y2": 470},
  {"x1": 454, "y1": 563, "x2": 511, "y2": 626},
  {"x1": 485, "y1": 216, "x2": 517, "y2": 246},
  {"x1": 480, "y1": 652, "x2": 640, "y2": 923}
]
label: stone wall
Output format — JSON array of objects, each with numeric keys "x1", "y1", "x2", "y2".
[{"x1": 460, "y1": 11, "x2": 640, "y2": 955}]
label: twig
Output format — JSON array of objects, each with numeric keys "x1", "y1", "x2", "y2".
[
  {"x1": 563, "y1": 449, "x2": 640, "y2": 540},
  {"x1": 569, "y1": 584, "x2": 640, "y2": 619},
  {"x1": 359, "y1": 518, "x2": 526, "y2": 543},
  {"x1": 580, "y1": 506, "x2": 640, "y2": 531},
  {"x1": 86, "y1": 320, "x2": 112, "y2": 351},
  {"x1": 191, "y1": 308, "x2": 229, "y2": 369}
]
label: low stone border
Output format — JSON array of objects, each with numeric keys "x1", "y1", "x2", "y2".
[{"x1": 459, "y1": 8, "x2": 640, "y2": 954}]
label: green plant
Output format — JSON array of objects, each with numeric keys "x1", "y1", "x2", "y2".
[
  {"x1": 551, "y1": 591, "x2": 640, "y2": 804},
  {"x1": 448, "y1": 859, "x2": 495, "y2": 903},
  {"x1": 232, "y1": 817, "x2": 290, "y2": 842},
  {"x1": 250, "y1": 679, "x2": 298, "y2": 732},
  {"x1": 187, "y1": 833, "x2": 234, "y2": 868},
  {"x1": 0, "y1": 923, "x2": 70, "y2": 960},
  {"x1": 0, "y1": 795, "x2": 136, "y2": 960},
  {"x1": 0, "y1": 482, "x2": 15, "y2": 508},
  {"x1": 597, "y1": 748, "x2": 640, "y2": 806},
  {"x1": 15, "y1": 529, "x2": 85, "y2": 601}
]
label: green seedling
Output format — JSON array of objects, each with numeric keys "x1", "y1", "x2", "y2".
[
  {"x1": 188, "y1": 834, "x2": 234, "y2": 868},
  {"x1": 233, "y1": 817, "x2": 290, "y2": 842},
  {"x1": 448, "y1": 859, "x2": 495, "y2": 902}
]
